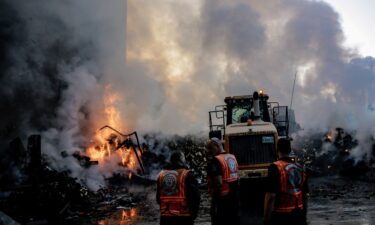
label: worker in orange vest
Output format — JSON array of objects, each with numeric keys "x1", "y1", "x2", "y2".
[
  {"x1": 206, "y1": 137, "x2": 240, "y2": 225},
  {"x1": 263, "y1": 138, "x2": 308, "y2": 225},
  {"x1": 157, "y1": 151, "x2": 200, "y2": 225}
]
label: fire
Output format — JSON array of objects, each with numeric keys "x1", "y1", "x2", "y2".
[
  {"x1": 86, "y1": 131, "x2": 117, "y2": 162},
  {"x1": 86, "y1": 145, "x2": 110, "y2": 161},
  {"x1": 118, "y1": 147, "x2": 136, "y2": 168},
  {"x1": 104, "y1": 86, "x2": 122, "y2": 130},
  {"x1": 86, "y1": 131, "x2": 140, "y2": 172},
  {"x1": 122, "y1": 208, "x2": 137, "y2": 221},
  {"x1": 98, "y1": 208, "x2": 138, "y2": 225},
  {"x1": 327, "y1": 134, "x2": 333, "y2": 141},
  {"x1": 85, "y1": 85, "x2": 140, "y2": 174},
  {"x1": 117, "y1": 147, "x2": 140, "y2": 172},
  {"x1": 326, "y1": 129, "x2": 335, "y2": 142}
]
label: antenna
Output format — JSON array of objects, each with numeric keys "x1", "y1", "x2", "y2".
[
  {"x1": 290, "y1": 71, "x2": 297, "y2": 110},
  {"x1": 287, "y1": 71, "x2": 298, "y2": 137}
]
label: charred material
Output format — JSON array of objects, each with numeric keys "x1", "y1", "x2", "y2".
[
  {"x1": 94, "y1": 125, "x2": 145, "y2": 175},
  {"x1": 294, "y1": 128, "x2": 374, "y2": 177},
  {"x1": 143, "y1": 134, "x2": 207, "y2": 184},
  {"x1": 0, "y1": 133, "x2": 154, "y2": 225}
]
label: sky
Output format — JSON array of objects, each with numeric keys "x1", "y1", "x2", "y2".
[{"x1": 323, "y1": 0, "x2": 375, "y2": 57}]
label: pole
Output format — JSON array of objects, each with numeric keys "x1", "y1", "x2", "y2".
[{"x1": 290, "y1": 71, "x2": 297, "y2": 110}]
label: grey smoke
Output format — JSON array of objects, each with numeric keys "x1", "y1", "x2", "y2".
[
  {"x1": 0, "y1": 0, "x2": 127, "y2": 190},
  {"x1": 126, "y1": 0, "x2": 375, "y2": 161},
  {"x1": 1, "y1": 0, "x2": 375, "y2": 189}
]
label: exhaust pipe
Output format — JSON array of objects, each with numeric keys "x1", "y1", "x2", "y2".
[{"x1": 253, "y1": 91, "x2": 261, "y2": 120}]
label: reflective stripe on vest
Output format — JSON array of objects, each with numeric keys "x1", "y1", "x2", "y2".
[
  {"x1": 159, "y1": 169, "x2": 191, "y2": 217},
  {"x1": 274, "y1": 160, "x2": 305, "y2": 213},
  {"x1": 215, "y1": 153, "x2": 239, "y2": 196}
]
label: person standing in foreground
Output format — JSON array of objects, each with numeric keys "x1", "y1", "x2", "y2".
[
  {"x1": 157, "y1": 151, "x2": 201, "y2": 225},
  {"x1": 206, "y1": 137, "x2": 240, "y2": 225},
  {"x1": 263, "y1": 138, "x2": 308, "y2": 225}
]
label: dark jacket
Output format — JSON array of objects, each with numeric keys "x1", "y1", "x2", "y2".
[
  {"x1": 207, "y1": 155, "x2": 240, "y2": 225},
  {"x1": 266, "y1": 157, "x2": 308, "y2": 225},
  {"x1": 207, "y1": 154, "x2": 240, "y2": 198}
]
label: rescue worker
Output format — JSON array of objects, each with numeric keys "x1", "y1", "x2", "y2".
[
  {"x1": 157, "y1": 151, "x2": 200, "y2": 225},
  {"x1": 206, "y1": 137, "x2": 240, "y2": 225},
  {"x1": 263, "y1": 138, "x2": 308, "y2": 225}
]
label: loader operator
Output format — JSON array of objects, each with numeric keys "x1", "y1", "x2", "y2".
[
  {"x1": 263, "y1": 138, "x2": 308, "y2": 225},
  {"x1": 157, "y1": 151, "x2": 201, "y2": 225},
  {"x1": 206, "y1": 138, "x2": 240, "y2": 225}
]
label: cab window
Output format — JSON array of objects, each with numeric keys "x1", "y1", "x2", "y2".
[{"x1": 232, "y1": 105, "x2": 251, "y2": 124}]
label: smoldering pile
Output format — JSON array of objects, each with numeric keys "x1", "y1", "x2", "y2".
[
  {"x1": 0, "y1": 134, "x2": 152, "y2": 225},
  {"x1": 293, "y1": 128, "x2": 375, "y2": 178},
  {"x1": 143, "y1": 133, "x2": 207, "y2": 184},
  {"x1": 0, "y1": 130, "x2": 208, "y2": 224}
]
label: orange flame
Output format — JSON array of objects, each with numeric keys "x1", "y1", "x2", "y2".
[
  {"x1": 98, "y1": 208, "x2": 138, "y2": 225},
  {"x1": 104, "y1": 86, "x2": 122, "y2": 129},
  {"x1": 85, "y1": 85, "x2": 139, "y2": 174},
  {"x1": 326, "y1": 129, "x2": 335, "y2": 142},
  {"x1": 121, "y1": 208, "x2": 138, "y2": 221},
  {"x1": 117, "y1": 147, "x2": 138, "y2": 170}
]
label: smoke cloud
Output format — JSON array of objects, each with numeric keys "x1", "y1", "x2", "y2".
[
  {"x1": 125, "y1": 0, "x2": 375, "y2": 161},
  {"x1": 1, "y1": 0, "x2": 374, "y2": 189},
  {"x1": 0, "y1": 0, "x2": 127, "y2": 190}
]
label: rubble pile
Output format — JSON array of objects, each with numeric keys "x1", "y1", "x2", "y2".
[
  {"x1": 293, "y1": 128, "x2": 375, "y2": 177},
  {"x1": 163, "y1": 135, "x2": 207, "y2": 183},
  {"x1": 0, "y1": 130, "x2": 209, "y2": 224},
  {"x1": 0, "y1": 134, "x2": 151, "y2": 225},
  {"x1": 1, "y1": 164, "x2": 93, "y2": 224},
  {"x1": 143, "y1": 134, "x2": 207, "y2": 183},
  {"x1": 2, "y1": 127, "x2": 373, "y2": 224}
]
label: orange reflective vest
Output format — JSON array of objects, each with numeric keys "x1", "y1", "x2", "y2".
[
  {"x1": 158, "y1": 169, "x2": 191, "y2": 217},
  {"x1": 273, "y1": 160, "x2": 306, "y2": 213},
  {"x1": 209, "y1": 153, "x2": 239, "y2": 196}
]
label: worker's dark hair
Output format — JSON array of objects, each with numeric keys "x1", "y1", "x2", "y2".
[
  {"x1": 170, "y1": 151, "x2": 185, "y2": 165},
  {"x1": 253, "y1": 91, "x2": 259, "y2": 100},
  {"x1": 277, "y1": 138, "x2": 291, "y2": 154},
  {"x1": 205, "y1": 138, "x2": 224, "y2": 151}
]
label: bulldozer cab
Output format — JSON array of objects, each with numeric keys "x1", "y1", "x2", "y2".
[
  {"x1": 209, "y1": 92, "x2": 290, "y2": 139},
  {"x1": 225, "y1": 94, "x2": 271, "y2": 124}
]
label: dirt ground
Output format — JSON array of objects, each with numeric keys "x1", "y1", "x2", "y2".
[{"x1": 95, "y1": 176, "x2": 375, "y2": 225}]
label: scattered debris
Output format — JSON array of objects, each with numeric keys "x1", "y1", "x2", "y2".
[
  {"x1": 293, "y1": 128, "x2": 375, "y2": 177},
  {"x1": 0, "y1": 128, "x2": 374, "y2": 224},
  {"x1": 0, "y1": 211, "x2": 20, "y2": 225},
  {"x1": 143, "y1": 134, "x2": 207, "y2": 183},
  {"x1": 0, "y1": 132, "x2": 155, "y2": 224}
]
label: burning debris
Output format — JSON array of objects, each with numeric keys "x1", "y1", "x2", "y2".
[
  {"x1": 0, "y1": 130, "x2": 156, "y2": 225},
  {"x1": 1, "y1": 128, "x2": 375, "y2": 224},
  {"x1": 293, "y1": 128, "x2": 375, "y2": 177},
  {"x1": 85, "y1": 125, "x2": 145, "y2": 176},
  {"x1": 0, "y1": 112, "x2": 212, "y2": 224}
]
